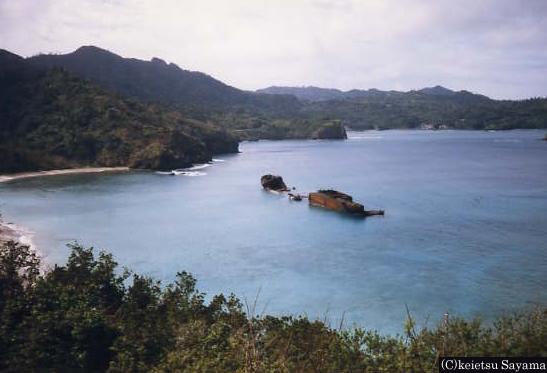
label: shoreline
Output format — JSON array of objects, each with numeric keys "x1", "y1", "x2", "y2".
[
  {"x1": 0, "y1": 219, "x2": 35, "y2": 247},
  {"x1": 0, "y1": 216, "x2": 39, "y2": 255},
  {"x1": 0, "y1": 167, "x2": 128, "y2": 271},
  {"x1": 0, "y1": 216, "x2": 51, "y2": 273},
  {"x1": 0, "y1": 167, "x2": 130, "y2": 183}
]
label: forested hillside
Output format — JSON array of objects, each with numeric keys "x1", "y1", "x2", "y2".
[
  {"x1": 2, "y1": 45, "x2": 545, "y2": 174},
  {"x1": 27, "y1": 47, "x2": 347, "y2": 141},
  {"x1": 260, "y1": 85, "x2": 547, "y2": 130},
  {"x1": 0, "y1": 50, "x2": 238, "y2": 173},
  {"x1": 30, "y1": 46, "x2": 300, "y2": 113},
  {"x1": 4, "y1": 46, "x2": 346, "y2": 147}
]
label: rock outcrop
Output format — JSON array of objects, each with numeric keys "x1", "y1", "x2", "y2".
[
  {"x1": 311, "y1": 121, "x2": 347, "y2": 139},
  {"x1": 261, "y1": 174, "x2": 288, "y2": 191}
]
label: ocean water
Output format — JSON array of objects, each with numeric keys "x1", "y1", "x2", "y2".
[{"x1": 1, "y1": 130, "x2": 546, "y2": 333}]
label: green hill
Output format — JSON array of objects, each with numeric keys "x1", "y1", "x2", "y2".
[
  {"x1": 256, "y1": 86, "x2": 349, "y2": 101},
  {"x1": 259, "y1": 85, "x2": 547, "y2": 130},
  {"x1": 29, "y1": 46, "x2": 300, "y2": 113},
  {"x1": 4, "y1": 44, "x2": 543, "y2": 175},
  {"x1": 0, "y1": 51, "x2": 238, "y2": 173},
  {"x1": 25, "y1": 47, "x2": 347, "y2": 141}
]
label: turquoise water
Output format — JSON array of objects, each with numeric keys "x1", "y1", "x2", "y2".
[{"x1": 1, "y1": 130, "x2": 546, "y2": 333}]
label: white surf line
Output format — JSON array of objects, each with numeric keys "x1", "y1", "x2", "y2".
[
  {"x1": 159, "y1": 159, "x2": 227, "y2": 177},
  {"x1": 0, "y1": 217, "x2": 46, "y2": 270}
]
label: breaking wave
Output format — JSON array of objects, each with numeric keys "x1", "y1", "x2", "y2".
[
  {"x1": 157, "y1": 161, "x2": 225, "y2": 177},
  {"x1": 348, "y1": 135, "x2": 384, "y2": 140},
  {"x1": 186, "y1": 163, "x2": 211, "y2": 171},
  {"x1": 172, "y1": 170, "x2": 207, "y2": 177}
]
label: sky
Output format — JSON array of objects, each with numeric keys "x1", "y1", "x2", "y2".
[{"x1": 1, "y1": 0, "x2": 546, "y2": 99}]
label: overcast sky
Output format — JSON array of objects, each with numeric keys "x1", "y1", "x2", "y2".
[{"x1": 1, "y1": 0, "x2": 546, "y2": 99}]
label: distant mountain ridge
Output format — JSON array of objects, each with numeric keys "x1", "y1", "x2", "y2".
[
  {"x1": 24, "y1": 45, "x2": 547, "y2": 132},
  {"x1": 256, "y1": 85, "x2": 489, "y2": 102},
  {"x1": 29, "y1": 46, "x2": 300, "y2": 112},
  {"x1": 257, "y1": 84, "x2": 547, "y2": 130},
  {"x1": 417, "y1": 85, "x2": 457, "y2": 96},
  {"x1": 1, "y1": 43, "x2": 545, "y2": 172},
  {"x1": 25, "y1": 46, "x2": 349, "y2": 140},
  {"x1": 257, "y1": 86, "x2": 348, "y2": 101}
]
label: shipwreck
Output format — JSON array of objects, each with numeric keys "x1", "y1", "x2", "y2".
[
  {"x1": 308, "y1": 189, "x2": 384, "y2": 217},
  {"x1": 260, "y1": 175, "x2": 384, "y2": 217}
]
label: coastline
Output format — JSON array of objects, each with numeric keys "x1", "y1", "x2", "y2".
[
  {"x1": 0, "y1": 216, "x2": 38, "y2": 255},
  {"x1": 0, "y1": 216, "x2": 52, "y2": 273},
  {"x1": 0, "y1": 167, "x2": 130, "y2": 183},
  {"x1": 0, "y1": 219, "x2": 34, "y2": 245},
  {"x1": 0, "y1": 166, "x2": 129, "y2": 270}
]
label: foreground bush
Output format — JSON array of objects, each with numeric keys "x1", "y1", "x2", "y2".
[{"x1": 0, "y1": 241, "x2": 545, "y2": 372}]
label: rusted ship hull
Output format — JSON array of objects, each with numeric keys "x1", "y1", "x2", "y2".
[{"x1": 309, "y1": 190, "x2": 384, "y2": 217}]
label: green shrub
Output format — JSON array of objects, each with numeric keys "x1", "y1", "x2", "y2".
[{"x1": 1, "y1": 241, "x2": 545, "y2": 372}]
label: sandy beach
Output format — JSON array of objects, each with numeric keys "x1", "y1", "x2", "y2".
[{"x1": 0, "y1": 167, "x2": 130, "y2": 183}]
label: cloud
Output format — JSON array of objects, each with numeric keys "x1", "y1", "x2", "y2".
[{"x1": 1, "y1": 0, "x2": 546, "y2": 98}]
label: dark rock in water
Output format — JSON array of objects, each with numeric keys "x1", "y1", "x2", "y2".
[{"x1": 261, "y1": 174, "x2": 288, "y2": 191}]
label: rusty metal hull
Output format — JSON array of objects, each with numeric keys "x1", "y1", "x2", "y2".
[
  {"x1": 308, "y1": 190, "x2": 384, "y2": 217},
  {"x1": 309, "y1": 192, "x2": 365, "y2": 215}
]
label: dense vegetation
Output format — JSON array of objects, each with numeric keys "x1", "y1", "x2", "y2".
[
  {"x1": 27, "y1": 47, "x2": 347, "y2": 141},
  {"x1": 0, "y1": 50, "x2": 238, "y2": 173},
  {"x1": 29, "y1": 46, "x2": 301, "y2": 113},
  {"x1": 2, "y1": 45, "x2": 546, "y2": 172},
  {"x1": 208, "y1": 111, "x2": 347, "y2": 141},
  {"x1": 260, "y1": 86, "x2": 547, "y2": 130},
  {"x1": 1, "y1": 241, "x2": 545, "y2": 372},
  {"x1": 0, "y1": 47, "x2": 347, "y2": 173}
]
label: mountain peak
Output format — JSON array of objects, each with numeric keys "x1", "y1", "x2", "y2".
[
  {"x1": 151, "y1": 57, "x2": 167, "y2": 65},
  {"x1": 71, "y1": 46, "x2": 121, "y2": 60},
  {"x1": 74, "y1": 45, "x2": 110, "y2": 53},
  {"x1": 26, "y1": 46, "x2": 299, "y2": 111},
  {"x1": 256, "y1": 86, "x2": 344, "y2": 101},
  {"x1": 418, "y1": 85, "x2": 455, "y2": 96},
  {"x1": 0, "y1": 49, "x2": 23, "y2": 60},
  {"x1": 0, "y1": 49, "x2": 26, "y2": 70}
]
